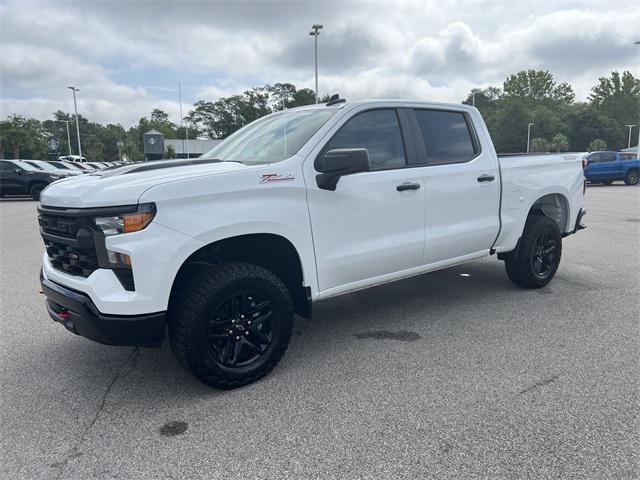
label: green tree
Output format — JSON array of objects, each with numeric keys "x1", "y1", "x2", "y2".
[
  {"x1": 588, "y1": 139, "x2": 607, "y2": 151},
  {"x1": 550, "y1": 133, "x2": 570, "y2": 152},
  {"x1": 503, "y1": 70, "x2": 574, "y2": 104},
  {"x1": 530, "y1": 137, "x2": 551, "y2": 152},
  {"x1": 589, "y1": 71, "x2": 640, "y2": 139},
  {"x1": 0, "y1": 115, "x2": 44, "y2": 159},
  {"x1": 187, "y1": 87, "x2": 271, "y2": 138},
  {"x1": 164, "y1": 145, "x2": 176, "y2": 159}
]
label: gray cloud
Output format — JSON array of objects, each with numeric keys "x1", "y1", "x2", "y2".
[{"x1": 1, "y1": 0, "x2": 638, "y2": 126}]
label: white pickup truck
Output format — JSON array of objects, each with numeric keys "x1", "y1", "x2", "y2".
[{"x1": 39, "y1": 99, "x2": 586, "y2": 389}]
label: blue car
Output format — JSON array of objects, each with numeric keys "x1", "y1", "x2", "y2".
[{"x1": 583, "y1": 151, "x2": 639, "y2": 186}]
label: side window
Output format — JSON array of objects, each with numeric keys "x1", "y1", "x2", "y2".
[
  {"x1": 0, "y1": 162, "x2": 17, "y2": 172},
  {"x1": 600, "y1": 152, "x2": 616, "y2": 162},
  {"x1": 323, "y1": 109, "x2": 406, "y2": 171},
  {"x1": 414, "y1": 110, "x2": 478, "y2": 165}
]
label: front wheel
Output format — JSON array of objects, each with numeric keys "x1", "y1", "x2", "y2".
[
  {"x1": 624, "y1": 169, "x2": 639, "y2": 186},
  {"x1": 30, "y1": 183, "x2": 46, "y2": 200},
  {"x1": 504, "y1": 215, "x2": 562, "y2": 289},
  {"x1": 169, "y1": 262, "x2": 294, "y2": 389}
]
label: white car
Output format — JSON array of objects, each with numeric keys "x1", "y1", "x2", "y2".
[{"x1": 38, "y1": 99, "x2": 586, "y2": 389}]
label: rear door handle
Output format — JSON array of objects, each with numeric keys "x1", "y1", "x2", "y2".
[
  {"x1": 397, "y1": 182, "x2": 421, "y2": 191},
  {"x1": 477, "y1": 175, "x2": 495, "y2": 183}
]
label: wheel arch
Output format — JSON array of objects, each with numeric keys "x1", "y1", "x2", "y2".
[
  {"x1": 527, "y1": 192, "x2": 571, "y2": 233},
  {"x1": 169, "y1": 233, "x2": 312, "y2": 319}
]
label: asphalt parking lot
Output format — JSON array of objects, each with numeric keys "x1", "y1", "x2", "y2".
[{"x1": 0, "y1": 185, "x2": 638, "y2": 480}]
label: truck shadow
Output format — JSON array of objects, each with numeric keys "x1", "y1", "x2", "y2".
[{"x1": 24, "y1": 259, "x2": 528, "y2": 407}]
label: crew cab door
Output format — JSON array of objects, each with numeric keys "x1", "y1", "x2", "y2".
[
  {"x1": 0, "y1": 162, "x2": 25, "y2": 195},
  {"x1": 304, "y1": 108, "x2": 425, "y2": 293},
  {"x1": 585, "y1": 152, "x2": 619, "y2": 180},
  {"x1": 408, "y1": 108, "x2": 501, "y2": 265}
]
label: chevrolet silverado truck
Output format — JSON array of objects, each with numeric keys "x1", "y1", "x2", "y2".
[
  {"x1": 38, "y1": 99, "x2": 586, "y2": 389},
  {"x1": 583, "y1": 151, "x2": 639, "y2": 185}
]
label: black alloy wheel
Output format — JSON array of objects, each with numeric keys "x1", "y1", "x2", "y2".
[
  {"x1": 530, "y1": 231, "x2": 558, "y2": 280},
  {"x1": 208, "y1": 292, "x2": 274, "y2": 367}
]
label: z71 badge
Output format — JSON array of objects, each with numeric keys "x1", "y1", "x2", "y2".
[{"x1": 260, "y1": 173, "x2": 295, "y2": 183}]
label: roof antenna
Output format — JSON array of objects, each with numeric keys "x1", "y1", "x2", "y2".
[{"x1": 326, "y1": 94, "x2": 346, "y2": 106}]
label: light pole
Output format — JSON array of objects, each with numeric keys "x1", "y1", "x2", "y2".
[
  {"x1": 472, "y1": 91, "x2": 476, "y2": 107},
  {"x1": 625, "y1": 125, "x2": 637, "y2": 149},
  {"x1": 178, "y1": 81, "x2": 189, "y2": 159},
  {"x1": 61, "y1": 120, "x2": 73, "y2": 156},
  {"x1": 526, "y1": 122, "x2": 534, "y2": 154},
  {"x1": 635, "y1": 42, "x2": 640, "y2": 159},
  {"x1": 67, "y1": 87, "x2": 82, "y2": 160},
  {"x1": 309, "y1": 24, "x2": 323, "y2": 103}
]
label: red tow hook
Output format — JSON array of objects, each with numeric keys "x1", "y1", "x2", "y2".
[{"x1": 58, "y1": 310, "x2": 71, "y2": 320}]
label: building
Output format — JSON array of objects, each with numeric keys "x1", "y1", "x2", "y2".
[
  {"x1": 143, "y1": 129, "x2": 222, "y2": 160},
  {"x1": 165, "y1": 139, "x2": 221, "y2": 158}
]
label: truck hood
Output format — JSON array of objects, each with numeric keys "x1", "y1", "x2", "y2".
[{"x1": 40, "y1": 159, "x2": 248, "y2": 208}]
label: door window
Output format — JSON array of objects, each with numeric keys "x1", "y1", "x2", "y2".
[
  {"x1": 413, "y1": 110, "x2": 478, "y2": 165},
  {"x1": 322, "y1": 109, "x2": 406, "y2": 171},
  {"x1": 0, "y1": 162, "x2": 17, "y2": 172}
]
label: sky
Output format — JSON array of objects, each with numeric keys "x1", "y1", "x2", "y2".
[{"x1": 1, "y1": 0, "x2": 638, "y2": 127}]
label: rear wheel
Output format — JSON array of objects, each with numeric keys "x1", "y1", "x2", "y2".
[
  {"x1": 169, "y1": 262, "x2": 294, "y2": 389},
  {"x1": 504, "y1": 215, "x2": 562, "y2": 289},
  {"x1": 624, "y1": 169, "x2": 639, "y2": 186},
  {"x1": 29, "y1": 183, "x2": 46, "y2": 200}
]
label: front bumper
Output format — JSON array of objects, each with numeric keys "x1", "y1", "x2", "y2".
[{"x1": 41, "y1": 273, "x2": 166, "y2": 347}]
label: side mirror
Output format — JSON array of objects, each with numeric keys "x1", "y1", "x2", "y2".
[
  {"x1": 316, "y1": 148, "x2": 370, "y2": 191},
  {"x1": 14, "y1": 168, "x2": 23, "y2": 175}
]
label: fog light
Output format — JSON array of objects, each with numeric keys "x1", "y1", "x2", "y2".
[{"x1": 107, "y1": 250, "x2": 131, "y2": 267}]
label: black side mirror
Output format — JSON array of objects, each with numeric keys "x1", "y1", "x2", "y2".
[
  {"x1": 316, "y1": 148, "x2": 370, "y2": 191},
  {"x1": 14, "y1": 168, "x2": 23, "y2": 175}
]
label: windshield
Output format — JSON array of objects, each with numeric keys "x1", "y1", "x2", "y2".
[
  {"x1": 14, "y1": 160, "x2": 40, "y2": 172},
  {"x1": 24, "y1": 161, "x2": 44, "y2": 170},
  {"x1": 201, "y1": 109, "x2": 335, "y2": 165},
  {"x1": 46, "y1": 161, "x2": 70, "y2": 170}
]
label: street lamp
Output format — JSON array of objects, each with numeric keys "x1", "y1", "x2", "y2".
[
  {"x1": 636, "y1": 42, "x2": 640, "y2": 159},
  {"x1": 526, "y1": 122, "x2": 534, "y2": 154},
  {"x1": 472, "y1": 91, "x2": 476, "y2": 107},
  {"x1": 309, "y1": 24, "x2": 323, "y2": 103},
  {"x1": 625, "y1": 125, "x2": 637, "y2": 149},
  {"x1": 67, "y1": 87, "x2": 82, "y2": 160}
]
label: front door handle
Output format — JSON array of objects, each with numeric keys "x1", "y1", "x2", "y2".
[
  {"x1": 477, "y1": 174, "x2": 495, "y2": 183},
  {"x1": 397, "y1": 182, "x2": 421, "y2": 191}
]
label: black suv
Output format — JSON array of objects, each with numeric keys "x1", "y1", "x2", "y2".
[{"x1": 0, "y1": 160, "x2": 70, "y2": 200}]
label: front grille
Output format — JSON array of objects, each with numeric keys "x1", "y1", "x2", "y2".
[
  {"x1": 39, "y1": 212, "x2": 99, "y2": 278},
  {"x1": 44, "y1": 239, "x2": 99, "y2": 277}
]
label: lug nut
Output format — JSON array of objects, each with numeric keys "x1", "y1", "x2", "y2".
[
  {"x1": 231, "y1": 319, "x2": 235, "y2": 324},
  {"x1": 235, "y1": 336, "x2": 240, "y2": 341},
  {"x1": 229, "y1": 330, "x2": 234, "y2": 334},
  {"x1": 240, "y1": 314, "x2": 245, "y2": 319},
  {"x1": 245, "y1": 331, "x2": 250, "y2": 335},
  {"x1": 247, "y1": 320, "x2": 252, "y2": 325}
]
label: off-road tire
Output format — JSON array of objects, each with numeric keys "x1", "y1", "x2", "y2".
[
  {"x1": 30, "y1": 183, "x2": 46, "y2": 200},
  {"x1": 169, "y1": 262, "x2": 294, "y2": 389},
  {"x1": 624, "y1": 169, "x2": 639, "y2": 186},
  {"x1": 504, "y1": 215, "x2": 562, "y2": 289}
]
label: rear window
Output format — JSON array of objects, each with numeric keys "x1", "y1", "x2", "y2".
[{"x1": 413, "y1": 110, "x2": 479, "y2": 165}]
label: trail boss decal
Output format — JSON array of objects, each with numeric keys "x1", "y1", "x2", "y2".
[{"x1": 260, "y1": 173, "x2": 295, "y2": 183}]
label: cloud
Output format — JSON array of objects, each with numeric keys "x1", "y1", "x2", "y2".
[{"x1": 1, "y1": 0, "x2": 638, "y2": 127}]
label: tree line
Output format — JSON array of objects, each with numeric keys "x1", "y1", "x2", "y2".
[{"x1": 1, "y1": 71, "x2": 638, "y2": 161}]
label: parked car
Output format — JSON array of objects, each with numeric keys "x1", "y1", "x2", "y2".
[
  {"x1": 58, "y1": 155, "x2": 88, "y2": 163},
  {"x1": 43, "y1": 160, "x2": 88, "y2": 174},
  {"x1": 0, "y1": 159, "x2": 74, "y2": 199},
  {"x1": 583, "y1": 151, "x2": 639, "y2": 185},
  {"x1": 18, "y1": 160, "x2": 83, "y2": 176},
  {"x1": 38, "y1": 99, "x2": 586, "y2": 389}
]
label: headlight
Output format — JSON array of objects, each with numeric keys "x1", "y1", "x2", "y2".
[{"x1": 94, "y1": 203, "x2": 156, "y2": 236}]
